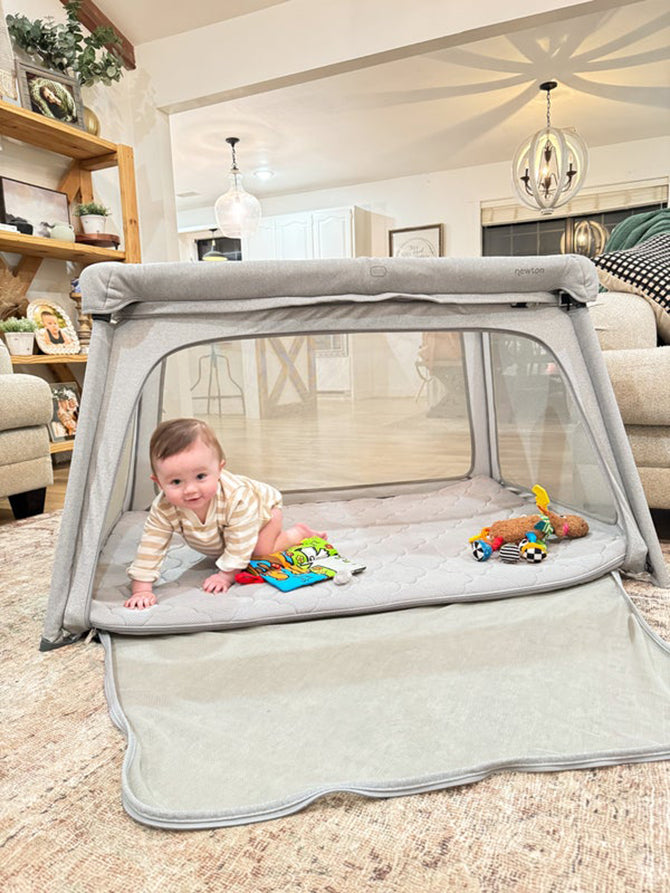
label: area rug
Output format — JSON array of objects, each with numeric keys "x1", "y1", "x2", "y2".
[{"x1": 1, "y1": 511, "x2": 669, "y2": 892}]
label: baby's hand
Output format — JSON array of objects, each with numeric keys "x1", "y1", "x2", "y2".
[
  {"x1": 203, "y1": 570, "x2": 236, "y2": 594},
  {"x1": 124, "y1": 591, "x2": 157, "y2": 610}
]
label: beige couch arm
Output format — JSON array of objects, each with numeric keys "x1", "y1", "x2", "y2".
[
  {"x1": 604, "y1": 346, "x2": 670, "y2": 426},
  {"x1": 589, "y1": 292, "x2": 658, "y2": 351},
  {"x1": 0, "y1": 361, "x2": 53, "y2": 431}
]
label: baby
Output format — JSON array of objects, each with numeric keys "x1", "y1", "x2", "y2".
[{"x1": 125, "y1": 418, "x2": 326, "y2": 609}]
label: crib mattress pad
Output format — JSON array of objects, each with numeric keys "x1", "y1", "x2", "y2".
[{"x1": 89, "y1": 477, "x2": 625, "y2": 634}]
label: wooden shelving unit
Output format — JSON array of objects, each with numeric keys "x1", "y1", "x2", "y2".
[
  {"x1": 10, "y1": 353, "x2": 87, "y2": 366},
  {"x1": 0, "y1": 99, "x2": 140, "y2": 301},
  {"x1": 49, "y1": 440, "x2": 76, "y2": 455},
  {"x1": 0, "y1": 228, "x2": 125, "y2": 262},
  {"x1": 0, "y1": 101, "x2": 141, "y2": 459}
]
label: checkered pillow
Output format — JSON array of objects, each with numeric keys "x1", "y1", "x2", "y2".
[{"x1": 593, "y1": 232, "x2": 669, "y2": 313}]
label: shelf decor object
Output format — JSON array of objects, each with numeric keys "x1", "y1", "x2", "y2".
[
  {"x1": 511, "y1": 81, "x2": 588, "y2": 216},
  {"x1": 0, "y1": 175, "x2": 70, "y2": 235},
  {"x1": 0, "y1": 316, "x2": 36, "y2": 355},
  {"x1": 47, "y1": 379, "x2": 80, "y2": 444},
  {"x1": 27, "y1": 299, "x2": 80, "y2": 356},
  {"x1": 74, "y1": 199, "x2": 111, "y2": 234},
  {"x1": 15, "y1": 60, "x2": 85, "y2": 130},
  {"x1": 214, "y1": 136, "x2": 262, "y2": 239}
]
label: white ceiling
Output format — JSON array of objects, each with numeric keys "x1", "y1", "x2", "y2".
[
  {"x1": 94, "y1": 0, "x2": 287, "y2": 44},
  {"x1": 97, "y1": 0, "x2": 670, "y2": 217}
]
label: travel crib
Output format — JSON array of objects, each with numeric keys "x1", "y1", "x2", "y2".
[{"x1": 42, "y1": 256, "x2": 670, "y2": 828}]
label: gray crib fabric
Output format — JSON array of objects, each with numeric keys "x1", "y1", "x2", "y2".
[{"x1": 102, "y1": 573, "x2": 670, "y2": 829}]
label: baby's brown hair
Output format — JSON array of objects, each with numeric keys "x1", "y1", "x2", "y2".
[{"x1": 149, "y1": 418, "x2": 224, "y2": 474}]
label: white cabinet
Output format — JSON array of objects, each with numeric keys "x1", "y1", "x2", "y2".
[
  {"x1": 274, "y1": 213, "x2": 314, "y2": 259},
  {"x1": 247, "y1": 218, "x2": 277, "y2": 260},
  {"x1": 240, "y1": 205, "x2": 392, "y2": 399},
  {"x1": 242, "y1": 205, "x2": 388, "y2": 261},
  {"x1": 312, "y1": 208, "x2": 353, "y2": 258}
]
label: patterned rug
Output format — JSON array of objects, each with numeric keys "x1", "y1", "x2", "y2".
[{"x1": 1, "y1": 512, "x2": 668, "y2": 893}]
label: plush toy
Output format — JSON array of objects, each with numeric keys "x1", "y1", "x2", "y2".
[
  {"x1": 467, "y1": 485, "x2": 589, "y2": 563},
  {"x1": 486, "y1": 485, "x2": 589, "y2": 546}
]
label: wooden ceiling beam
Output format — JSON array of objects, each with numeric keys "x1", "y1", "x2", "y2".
[{"x1": 59, "y1": 0, "x2": 136, "y2": 70}]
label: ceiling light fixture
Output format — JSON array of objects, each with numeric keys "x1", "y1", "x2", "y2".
[
  {"x1": 253, "y1": 168, "x2": 275, "y2": 181},
  {"x1": 214, "y1": 137, "x2": 261, "y2": 238},
  {"x1": 512, "y1": 81, "x2": 588, "y2": 216}
]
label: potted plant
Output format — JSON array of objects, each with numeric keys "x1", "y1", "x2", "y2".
[
  {"x1": 0, "y1": 317, "x2": 37, "y2": 356},
  {"x1": 74, "y1": 201, "x2": 111, "y2": 234},
  {"x1": 6, "y1": 1, "x2": 123, "y2": 88}
]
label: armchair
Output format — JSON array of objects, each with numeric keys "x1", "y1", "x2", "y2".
[
  {"x1": 0, "y1": 342, "x2": 54, "y2": 518},
  {"x1": 589, "y1": 290, "x2": 669, "y2": 510}
]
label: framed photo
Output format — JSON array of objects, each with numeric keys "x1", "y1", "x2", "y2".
[
  {"x1": 15, "y1": 61, "x2": 85, "y2": 129},
  {"x1": 27, "y1": 300, "x2": 80, "y2": 356},
  {"x1": 0, "y1": 176, "x2": 70, "y2": 237},
  {"x1": 47, "y1": 381, "x2": 80, "y2": 443},
  {"x1": 389, "y1": 224, "x2": 444, "y2": 258}
]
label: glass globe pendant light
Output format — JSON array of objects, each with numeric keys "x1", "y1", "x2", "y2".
[
  {"x1": 214, "y1": 137, "x2": 262, "y2": 238},
  {"x1": 512, "y1": 82, "x2": 588, "y2": 216}
]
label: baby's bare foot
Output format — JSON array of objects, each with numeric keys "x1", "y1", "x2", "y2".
[{"x1": 295, "y1": 522, "x2": 327, "y2": 540}]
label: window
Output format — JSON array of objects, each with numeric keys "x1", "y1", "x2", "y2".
[{"x1": 482, "y1": 203, "x2": 663, "y2": 258}]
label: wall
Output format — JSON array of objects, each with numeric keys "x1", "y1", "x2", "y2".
[{"x1": 178, "y1": 135, "x2": 670, "y2": 257}]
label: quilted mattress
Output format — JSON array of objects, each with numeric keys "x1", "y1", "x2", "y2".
[{"x1": 89, "y1": 477, "x2": 626, "y2": 634}]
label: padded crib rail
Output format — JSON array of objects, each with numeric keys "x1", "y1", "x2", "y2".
[{"x1": 79, "y1": 255, "x2": 599, "y2": 315}]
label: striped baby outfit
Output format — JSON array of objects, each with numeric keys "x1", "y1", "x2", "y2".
[{"x1": 127, "y1": 469, "x2": 282, "y2": 582}]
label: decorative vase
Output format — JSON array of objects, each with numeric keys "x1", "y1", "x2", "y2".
[
  {"x1": 83, "y1": 106, "x2": 100, "y2": 136},
  {"x1": 80, "y1": 214, "x2": 107, "y2": 235},
  {"x1": 50, "y1": 221, "x2": 75, "y2": 242},
  {"x1": 4, "y1": 331, "x2": 35, "y2": 356}
]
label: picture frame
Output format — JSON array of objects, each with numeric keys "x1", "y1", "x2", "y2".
[
  {"x1": 389, "y1": 224, "x2": 444, "y2": 258},
  {"x1": 47, "y1": 380, "x2": 81, "y2": 443},
  {"x1": 0, "y1": 176, "x2": 71, "y2": 237},
  {"x1": 27, "y1": 300, "x2": 80, "y2": 356},
  {"x1": 15, "y1": 61, "x2": 85, "y2": 130}
]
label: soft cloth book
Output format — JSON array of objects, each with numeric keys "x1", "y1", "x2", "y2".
[{"x1": 245, "y1": 536, "x2": 366, "y2": 592}]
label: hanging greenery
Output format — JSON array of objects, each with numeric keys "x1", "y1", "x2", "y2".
[{"x1": 6, "y1": 1, "x2": 123, "y2": 88}]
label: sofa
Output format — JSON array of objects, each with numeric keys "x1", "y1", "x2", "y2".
[
  {"x1": 0, "y1": 341, "x2": 54, "y2": 518},
  {"x1": 589, "y1": 290, "x2": 669, "y2": 510}
]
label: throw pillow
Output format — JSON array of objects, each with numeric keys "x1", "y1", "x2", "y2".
[
  {"x1": 603, "y1": 208, "x2": 670, "y2": 253},
  {"x1": 593, "y1": 233, "x2": 669, "y2": 342}
]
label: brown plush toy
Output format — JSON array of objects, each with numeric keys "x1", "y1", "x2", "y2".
[{"x1": 486, "y1": 485, "x2": 589, "y2": 546}]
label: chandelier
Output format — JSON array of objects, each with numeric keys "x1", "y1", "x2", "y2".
[
  {"x1": 214, "y1": 137, "x2": 262, "y2": 239},
  {"x1": 512, "y1": 81, "x2": 588, "y2": 216}
]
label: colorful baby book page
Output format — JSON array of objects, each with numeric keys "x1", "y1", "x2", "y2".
[{"x1": 247, "y1": 537, "x2": 366, "y2": 592}]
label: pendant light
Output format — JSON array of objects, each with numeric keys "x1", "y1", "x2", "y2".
[
  {"x1": 214, "y1": 137, "x2": 262, "y2": 238},
  {"x1": 202, "y1": 228, "x2": 228, "y2": 261},
  {"x1": 512, "y1": 82, "x2": 588, "y2": 216}
]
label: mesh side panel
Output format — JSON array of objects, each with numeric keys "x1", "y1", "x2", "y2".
[
  {"x1": 490, "y1": 333, "x2": 616, "y2": 521},
  {"x1": 163, "y1": 332, "x2": 472, "y2": 492}
]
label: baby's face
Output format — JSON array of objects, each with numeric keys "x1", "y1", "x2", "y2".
[
  {"x1": 43, "y1": 314, "x2": 59, "y2": 335},
  {"x1": 152, "y1": 437, "x2": 223, "y2": 514}
]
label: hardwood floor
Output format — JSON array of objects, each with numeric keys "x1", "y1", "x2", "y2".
[
  {"x1": 0, "y1": 395, "x2": 667, "y2": 543},
  {"x1": 0, "y1": 463, "x2": 70, "y2": 525}
]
